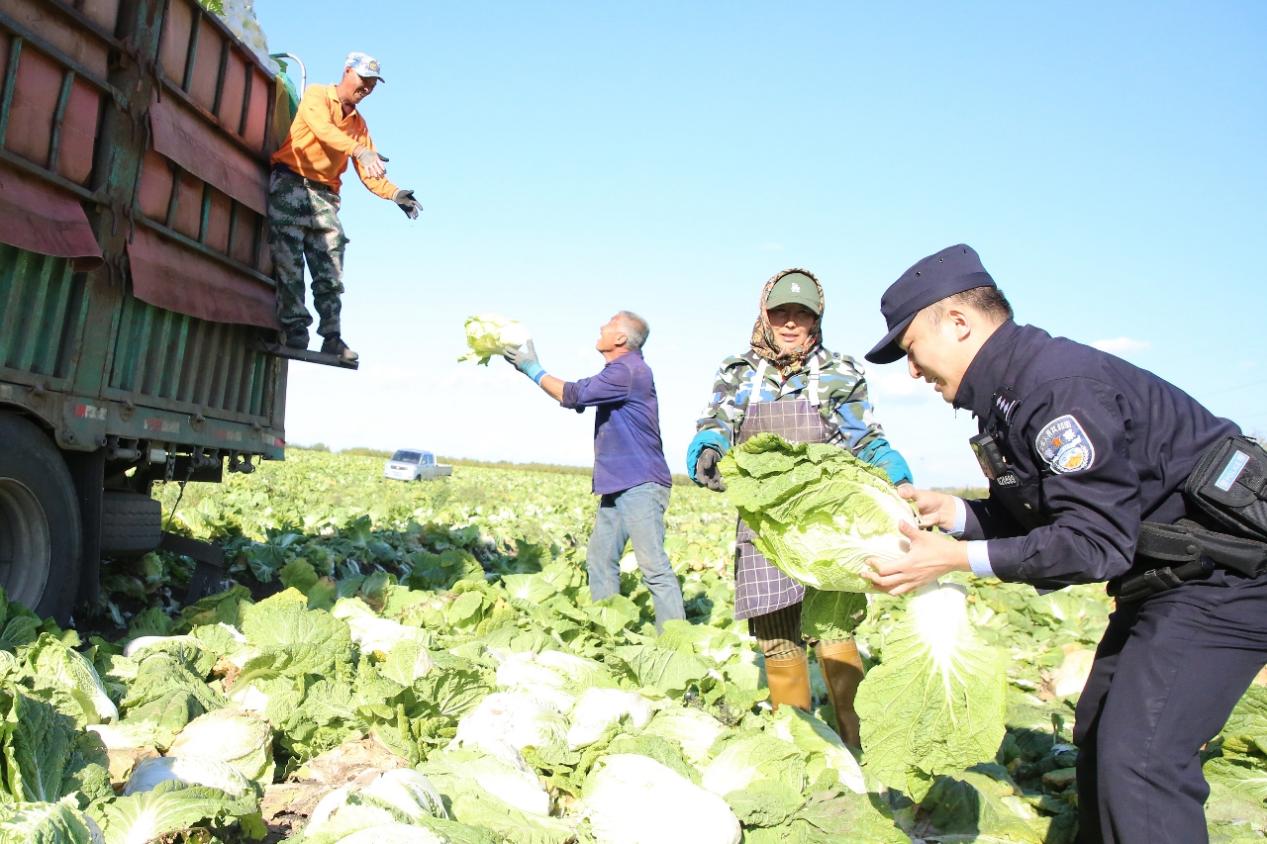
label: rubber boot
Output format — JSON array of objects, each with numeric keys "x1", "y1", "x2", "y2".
[
  {"x1": 817, "y1": 639, "x2": 865, "y2": 749},
  {"x1": 765, "y1": 652, "x2": 812, "y2": 712}
]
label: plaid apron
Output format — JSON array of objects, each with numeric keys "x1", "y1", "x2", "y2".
[{"x1": 733, "y1": 358, "x2": 829, "y2": 620}]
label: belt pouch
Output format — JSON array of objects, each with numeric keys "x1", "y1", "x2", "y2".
[{"x1": 1185, "y1": 435, "x2": 1267, "y2": 542}]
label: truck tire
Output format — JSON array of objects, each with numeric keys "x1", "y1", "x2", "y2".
[
  {"x1": 100, "y1": 492, "x2": 162, "y2": 556},
  {"x1": 0, "y1": 413, "x2": 81, "y2": 623}
]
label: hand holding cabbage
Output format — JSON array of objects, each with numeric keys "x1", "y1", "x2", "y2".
[
  {"x1": 897, "y1": 483, "x2": 962, "y2": 531},
  {"x1": 865, "y1": 516, "x2": 971, "y2": 595},
  {"x1": 504, "y1": 339, "x2": 546, "y2": 383},
  {"x1": 869, "y1": 484, "x2": 973, "y2": 595}
]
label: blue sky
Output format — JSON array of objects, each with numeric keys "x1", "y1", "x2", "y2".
[{"x1": 252, "y1": 1, "x2": 1265, "y2": 487}]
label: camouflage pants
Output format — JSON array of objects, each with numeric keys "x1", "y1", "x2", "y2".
[{"x1": 267, "y1": 167, "x2": 348, "y2": 339}]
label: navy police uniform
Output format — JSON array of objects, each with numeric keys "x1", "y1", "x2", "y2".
[{"x1": 867, "y1": 245, "x2": 1267, "y2": 844}]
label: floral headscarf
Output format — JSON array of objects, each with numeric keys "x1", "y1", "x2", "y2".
[{"x1": 749, "y1": 267, "x2": 825, "y2": 376}]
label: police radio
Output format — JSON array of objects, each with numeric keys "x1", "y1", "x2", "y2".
[{"x1": 970, "y1": 432, "x2": 1009, "y2": 481}]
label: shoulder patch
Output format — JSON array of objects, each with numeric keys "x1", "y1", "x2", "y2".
[{"x1": 1035, "y1": 414, "x2": 1095, "y2": 474}]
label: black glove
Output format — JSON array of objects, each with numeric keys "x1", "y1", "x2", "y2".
[
  {"x1": 695, "y1": 449, "x2": 726, "y2": 492},
  {"x1": 394, "y1": 188, "x2": 421, "y2": 220}
]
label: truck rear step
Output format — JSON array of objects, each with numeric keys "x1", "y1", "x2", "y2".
[{"x1": 257, "y1": 340, "x2": 359, "y2": 370}]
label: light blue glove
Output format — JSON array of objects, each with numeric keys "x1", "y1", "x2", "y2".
[{"x1": 505, "y1": 340, "x2": 546, "y2": 384}]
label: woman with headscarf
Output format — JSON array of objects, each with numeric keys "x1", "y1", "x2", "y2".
[{"x1": 685, "y1": 268, "x2": 912, "y2": 748}]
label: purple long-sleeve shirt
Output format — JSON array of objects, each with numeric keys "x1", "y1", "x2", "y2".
[{"x1": 560, "y1": 350, "x2": 672, "y2": 495}]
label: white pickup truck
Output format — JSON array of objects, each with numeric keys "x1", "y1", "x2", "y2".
[{"x1": 383, "y1": 449, "x2": 453, "y2": 481}]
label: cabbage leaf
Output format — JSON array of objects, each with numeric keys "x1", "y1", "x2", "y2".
[
  {"x1": 856, "y1": 584, "x2": 1008, "y2": 801},
  {"x1": 719, "y1": 434, "x2": 915, "y2": 594},
  {"x1": 0, "y1": 797, "x2": 102, "y2": 843}
]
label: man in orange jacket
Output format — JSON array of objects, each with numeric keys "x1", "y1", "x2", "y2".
[{"x1": 268, "y1": 52, "x2": 421, "y2": 363}]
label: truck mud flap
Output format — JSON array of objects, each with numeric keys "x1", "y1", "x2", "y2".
[{"x1": 160, "y1": 532, "x2": 227, "y2": 602}]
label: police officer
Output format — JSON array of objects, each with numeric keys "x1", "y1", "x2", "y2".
[{"x1": 860, "y1": 244, "x2": 1267, "y2": 844}]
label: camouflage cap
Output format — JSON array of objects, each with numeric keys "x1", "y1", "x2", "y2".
[
  {"x1": 345, "y1": 52, "x2": 386, "y2": 82},
  {"x1": 765, "y1": 271, "x2": 821, "y2": 316}
]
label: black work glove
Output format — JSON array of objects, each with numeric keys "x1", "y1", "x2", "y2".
[
  {"x1": 394, "y1": 188, "x2": 421, "y2": 220},
  {"x1": 695, "y1": 448, "x2": 725, "y2": 492}
]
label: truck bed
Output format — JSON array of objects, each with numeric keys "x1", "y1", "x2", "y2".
[{"x1": 0, "y1": 0, "x2": 290, "y2": 459}]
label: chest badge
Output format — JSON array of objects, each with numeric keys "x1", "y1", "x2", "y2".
[{"x1": 1036, "y1": 414, "x2": 1096, "y2": 474}]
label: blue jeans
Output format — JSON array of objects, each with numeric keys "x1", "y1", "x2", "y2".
[{"x1": 586, "y1": 482, "x2": 685, "y2": 632}]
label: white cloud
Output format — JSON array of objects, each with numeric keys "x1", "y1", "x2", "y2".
[{"x1": 1090, "y1": 337, "x2": 1151, "y2": 355}]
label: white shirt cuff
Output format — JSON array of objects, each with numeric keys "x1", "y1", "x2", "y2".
[
  {"x1": 950, "y1": 497, "x2": 967, "y2": 537},
  {"x1": 966, "y1": 540, "x2": 995, "y2": 578}
]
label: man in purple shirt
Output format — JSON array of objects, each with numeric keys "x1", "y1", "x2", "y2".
[{"x1": 506, "y1": 311, "x2": 686, "y2": 632}]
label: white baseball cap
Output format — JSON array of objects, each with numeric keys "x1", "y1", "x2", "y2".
[{"x1": 345, "y1": 52, "x2": 386, "y2": 82}]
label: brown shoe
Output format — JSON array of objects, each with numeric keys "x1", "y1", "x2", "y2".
[
  {"x1": 765, "y1": 652, "x2": 812, "y2": 712},
  {"x1": 817, "y1": 639, "x2": 865, "y2": 750}
]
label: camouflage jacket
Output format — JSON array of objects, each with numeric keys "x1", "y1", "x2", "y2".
[{"x1": 688, "y1": 348, "x2": 912, "y2": 484}]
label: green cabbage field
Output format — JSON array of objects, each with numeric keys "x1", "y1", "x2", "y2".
[{"x1": 1, "y1": 449, "x2": 1265, "y2": 842}]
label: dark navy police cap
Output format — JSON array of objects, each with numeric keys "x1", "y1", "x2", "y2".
[{"x1": 864, "y1": 244, "x2": 995, "y2": 364}]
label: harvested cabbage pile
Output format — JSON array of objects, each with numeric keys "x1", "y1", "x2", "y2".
[
  {"x1": 458, "y1": 314, "x2": 531, "y2": 365},
  {"x1": 199, "y1": 0, "x2": 276, "y2": 72},
  {"x1": 719, "y1": 433, "x2": 917, "y2": 592}
]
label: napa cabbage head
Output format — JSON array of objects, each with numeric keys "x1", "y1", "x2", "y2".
[
  {"x1": 0, "y1": 797, "x2": 103, "y2": 843},
  {"x1": 452, "y1": 691, "x2": 569, "y2": 754},
  {"x1": 459, "y1": 314, "x2": 531, "y2": 365},
  {"x1": 331, "y1": 597, "x2": 431, "y2": 661},
  {"x1": 769, "y1": 705, "x2": 866, "y2": 794},
  {"x1": 166, "y1": 707, "x2": 275, "y2": 786},
  {"x1": 583, "y1": 754, "x2": 741, "y2": 844},
  {"x1": 491, "y1": 648, "x2": 616, "y2": 714},
  {"x1": 856, "y1": 583, "x2": 1009, "y2": 801},
  {"x1": 699, "y1": 732, "x2": 806, "y2": 798},
  {"x1": 642, "y1": 707, "x2": 727, "y2": 765},
  {"x1": 24, "y1": 634, "x2": 118, "y2": 724},
  {"x1": 92, "y1": 780, "x2": 258, "y2": 844},
  {"x1": 719, "y1": 433, "x2": 916, "y2": 592},
  {"x1": 565, "y1": 687, "x2": 656, "y2": 748},
  {"x1": 305, "y1": 769, "x2": 448, "y2": 835},
  {"x1": 124, "y1": 756, "x2": 256, "y2": 799},
  {"x1": 419, "y1": 746, "x2": 552, "y2": 818}
]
